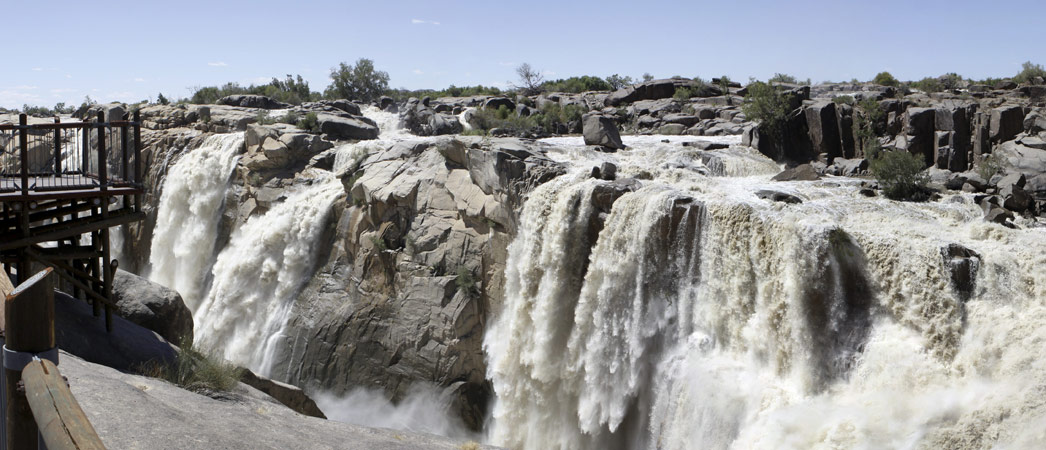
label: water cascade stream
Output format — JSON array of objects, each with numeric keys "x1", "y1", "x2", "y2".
[{"x1": 485, "y1": 136, "x2": 1046, "y2": 449}]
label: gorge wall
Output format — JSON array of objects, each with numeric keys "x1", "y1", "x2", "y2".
[{"x1": 106, "y1": 79, "x2": 1046, "y2": 449}]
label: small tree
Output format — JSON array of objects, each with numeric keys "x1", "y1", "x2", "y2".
[
  {"x1": 769, "y1": 73, "x2": 798, "y2": 84},
  {"x1": 513, "y1": 63, "x2": 545, "y2": 96},
  {"x1": 718, "y1": 75, "x2": 733, "y2": 105},
  {"x1": 325, "y1": 58, "x2": 390, "y2": 102},
  {"x1": 642, "y1": 73, "x2": 654, "y2": 82},
  {"x1": 605, "y1": 74, "x2": 634, "y2": 90},
  {"x1": 872, "y1": 71, "x2": 899, "y2": 87},
  {"x1": 741, "y1": 81, "x2": 793, "y2": 140},
  {"x1": 157, "y1": 93, "x2": 170, "y2": 105},
  {"x1": 869, "y1": 150, "x2": 929, "y2": 201},
  {"x1": 1014, "y1": 61, "x2": 1046, "y2": 84}
]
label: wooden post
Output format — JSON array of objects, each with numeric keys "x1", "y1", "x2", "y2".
[
  {"x1": 22, "y1": 359, "x2": 105, "y2": 450},
  {"x1": 4, "y1": 268, "x2": 56, "y2": 450},
  {"x1": 120, "y1": 113, "x2": 129, "y2": 184},
  {"x1": 18, "y1": 114, "x2": 28, "y2": 199},
  {"x1": 96, "y1": 112, "x2": 106, "y2": 193},
  {"x1": 132, "y1": 110, "x2": 142, "y2": 213},
  {"x1": 54, "y1": 117, "x2": 62, "y2": 178}
]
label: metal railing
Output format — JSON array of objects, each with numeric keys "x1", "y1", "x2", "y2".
[{"x1": 0, "y1": 112, "x2": 142, "y2": 199}]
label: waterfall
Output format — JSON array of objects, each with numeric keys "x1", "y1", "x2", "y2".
[
  {"x1": 148, "y1": 133, "x2": 243, "y2": 309},
  {"x1": 485, "y1": 138, "x2": 1046, "y2": 449},
  {"x1": 193, "y1": 178, "x2": 342, "y2": 372}
]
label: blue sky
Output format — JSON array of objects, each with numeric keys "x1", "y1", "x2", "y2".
[{"x1": 2, "y1": 0, "x2": 1044, "y2": 109}]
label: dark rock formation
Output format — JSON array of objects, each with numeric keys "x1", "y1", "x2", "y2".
[
  {"x1": 316, "y1": 113, "x2": 380, "y2": 141},
  {"x1": 583, "y1": 113, "x2": 625, "y2": 149},
  {"x1": 217, "y1": 95, "x2": 290, "y2": 110},
  {"x1": 112, "y1": 269, "x2": 194, "y2": 344}
]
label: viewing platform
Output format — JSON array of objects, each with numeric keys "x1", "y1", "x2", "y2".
[{"x1": 1, "y1": 112, "x2": 145, "y2": 330}]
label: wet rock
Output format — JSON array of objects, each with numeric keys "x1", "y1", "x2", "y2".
[
  {"x1": 827, "y1": 158, "x2": 868, "y2": 176},
  {"x1": 984, "y1": 207, "x2": 1016, "y2": 227},
  {"x1": 583, "y1": 113, "x2": 625, "y2": 149},
  {"x1": 681, "y1": 141, "x2": 729, "y2": 150},
  {"x1": 940, "y1": 243, "x2": 980, "y2": 302},
  {"x1": 591, "y1": 162, "x2": 617, "y2": 181},
  {"x1": 772, "y1": 164, "x2": 821, "y2": 181},
  {"x1": 316, "y1": 113, "x2": 380, "y2": 140},
  {"x1": 756, "y1": 189, "x2": 803, "y2": 204}
]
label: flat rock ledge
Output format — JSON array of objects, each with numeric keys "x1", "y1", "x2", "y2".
[{"x1": 61, "y1": 353, "x2": 499, "y2": 450}]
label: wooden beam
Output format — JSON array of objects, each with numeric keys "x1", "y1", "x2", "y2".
[
  {"x1": 0, "y1": 211, "x2": 144, "y2": 251},
  {"x1": 5, "y1": 268, "x2": 56, "y2": 450},
  {"x1": 23, "y1": 359, "x2": 106, "y2": 450}
]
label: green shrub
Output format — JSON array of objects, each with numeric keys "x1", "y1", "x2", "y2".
[
  {"x1": 189, "y1": 74, "x2": 319, "y2": 105},
  {"x1": 540, "y1": 75, "x2": 612, "y2": 93},
  {"x1": 296, "y1": 112, "x2": 320, "y2": 133},
  {"x1": 854, "y1": 98, "x2": 884, "y2": 156},
  {"x1": 324, "y1": 58, "x2": 390, "y2": 102},
  {"x1": 278, "y1": 111, "x2": 300, "y2": 125},
  {"x1": 741, "y1": 81, "x2": 795, "y2": 140},
  {"x1": 872, "y1": 71, "x2": 900, "y2": 87},
  {"x1": 470, "y1": 105, "x2": 540, "y2": 134},
  {"x1": 137, "y1": 339, "x2": 244, "y2": 394},
  {"x1": 869, "y1": 150, "x2": 929, "y2": 201},
  {"x1": 455, "y1": 266, "x2": 478, "y2": 296},
  {"x1": 1013, "y1": 61, "x2": 1046, "y2": 84},
  {"x1": 911, "y1": 77, "x2": 943, "y2": 93},
  {"x1": 831, "y1": 95, "x2": 855, "y2": 105},
  {"x1": 977, "y1": 153, "x2": 1002, "y2": 180},
  {"x1": 533, "y1": 103, "x2": 587, "y2": 134},
  {"x1": 255, "y1": 110, "x2": 276, "y2": 125},
  {"x1": 605, "y1": 74, "x2": 634, "y2": 90},
  {"x1": 769, "y1": 73, "x2": 799, "y2": 84}
]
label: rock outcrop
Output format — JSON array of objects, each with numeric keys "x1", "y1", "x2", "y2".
[
  {"x1": 582, "y1": 113, "x2": 625, "y2": 149},
  {"x1": 217, "y1": 95, "x2": 291, "y2": 110},
  {"x1": 112, "y1": 269, "x2": 194, "y2": 344},
  {"x1": 62, "y1": 353, "x2": 493, "y2": 450}
]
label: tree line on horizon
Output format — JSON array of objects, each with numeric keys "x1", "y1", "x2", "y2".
[{"x1": 7, "y1": 59, "x2": 1046, "y2": 116}]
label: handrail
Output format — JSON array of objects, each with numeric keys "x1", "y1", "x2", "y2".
[
  {"x1": 23, "y1": 359, "x2": 105, "y2": 450},
  {"x1": 0, "y1": 113, "x2": 143, "y2": 197},
  {"x1": 2, "y1": 269, "x2": 106, "y2": 449}
]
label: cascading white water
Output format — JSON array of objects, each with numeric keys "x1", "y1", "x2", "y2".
[
  {"x1": 192, "y1": 178, "x2": 343, "y2": 371},
  {"x1": 486, "y1": 136, "x2": 1046, "y2": 449},
  {"x1": 148, "y1": 106, "x2": 413, "y2": 375},
  {"x1": 148, "y1": 133, "x2": 243, "y2": 308}
]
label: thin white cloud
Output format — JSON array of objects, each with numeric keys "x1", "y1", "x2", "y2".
[
  {"x1": 65, "y1": 74, "x2": 72, "y2": 79},
  {"x1": 133, "y1": 78, "x2": 145, "y2": 82},
  {"x1": 498, "y1": 62, "x2": 516, "y2": 67},
  {"x1": 31, "y1": 67, "x2": 43, "y2": 72},
  {"x1": 542, "y1": 70, "x2": 557, "y2": 77},
  {"x1": 412, "y1": 69, "x2": 424, "y2": 75},
  {"x1": 411, "y1": 19, "x2": 440, "y2": 25},
  {"x1": 208, "y1": 61, "x2": 228, "y2": 67},
  {"x1": 50, "y1": 88, "x2": 76, "y2": 94}
]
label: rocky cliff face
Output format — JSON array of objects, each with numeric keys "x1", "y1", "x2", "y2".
[{"x1": 267, "y1": 137, "x2": 563, "y2": 430}]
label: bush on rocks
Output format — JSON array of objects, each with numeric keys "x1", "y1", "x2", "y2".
[{"x1": 870, "y1": 150, "x2": 930, "y2": 201}]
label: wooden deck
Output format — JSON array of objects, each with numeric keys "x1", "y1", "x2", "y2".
[{"x1": 1, "y1": 112, "x2": 145, "y2": 332}]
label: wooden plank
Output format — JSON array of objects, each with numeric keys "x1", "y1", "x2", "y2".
[
  {"x1": 5, "y1": 268, "x2": 55, "y2": 450},
  {"x1": 23, "y1": 359, "x2": 106, "y2": 450},
  {"x1": 0, "y1": 211, "x2": 144, "y2": 251}
]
